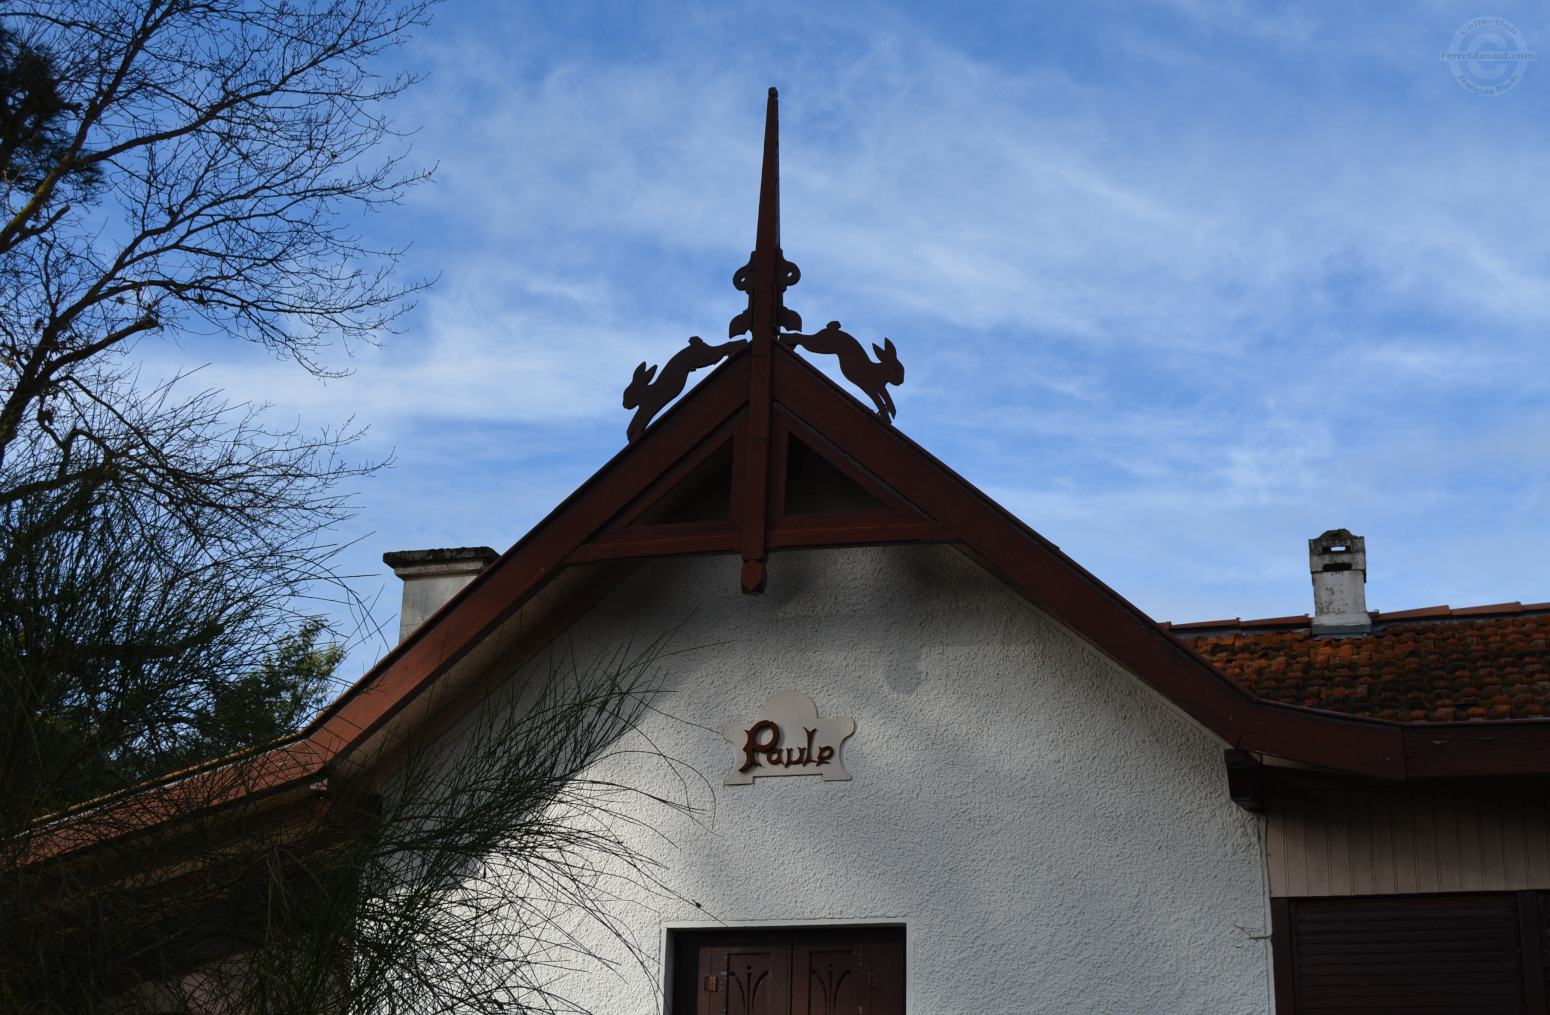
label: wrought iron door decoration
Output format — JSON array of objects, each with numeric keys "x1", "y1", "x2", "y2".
[{"x1": 621, "y1": 88, "x2": 906, "y2": 440}]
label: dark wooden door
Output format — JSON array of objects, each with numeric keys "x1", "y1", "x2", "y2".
[{"x1": 676, "y1": 927, "x2": 903, "y2": 1015}]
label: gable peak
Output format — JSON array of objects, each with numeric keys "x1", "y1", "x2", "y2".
[{"x1": 620, "y1": 89, "x2": 907, "y2": 445}]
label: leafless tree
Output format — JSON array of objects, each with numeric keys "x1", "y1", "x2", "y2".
[
  {"x1": 0, "y1": 0, "x2": 434, "y2": 468},
  {"x1": 0, "y1": 0, "x2": 436, "y2": 682},
  {"x1": 0, "y1": 0, "x2": 437, "y2": 831},
  {"x1": 1, "y1": 6, "x2": 699, "y2": 1015}
]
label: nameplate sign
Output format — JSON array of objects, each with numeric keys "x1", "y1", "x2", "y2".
[{"x1": 723, "y1": 690, "x2": 855, "y2": 785}]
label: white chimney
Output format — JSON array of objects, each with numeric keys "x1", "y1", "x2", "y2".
[
  {"x1": 383, "y1": 547, "x2": 498, "y2": 643},
  {"x1": 1309, "y1": 529, "x2": 1370, "y2": 635}
]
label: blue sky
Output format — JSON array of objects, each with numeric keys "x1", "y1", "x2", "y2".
[{"x1": 148, "y1": 2, "x2": 1550, "y2": 677}]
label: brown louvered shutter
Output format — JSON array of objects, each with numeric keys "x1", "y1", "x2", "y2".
[{"x1": 1290, "y1": 894, "x2": 1528, "y2": 1013}]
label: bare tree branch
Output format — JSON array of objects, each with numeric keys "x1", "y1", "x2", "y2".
[{"x1": 0, "y1": 0, "x2": 435, "y2": 463}]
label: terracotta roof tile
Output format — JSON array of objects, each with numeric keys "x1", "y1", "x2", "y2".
[{"x1": 1176, "y1": 607, "x2": 1550, "y2": 722}]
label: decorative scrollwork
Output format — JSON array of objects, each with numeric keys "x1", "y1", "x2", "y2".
[
  {"x1": 619, "y1": 89, "x2": 908, "y2": 445},
  {"x1": 732, "y1": 253, "x2": 799, "y2": 293},
  {"x1": 777, "y1": 254, "x2": 800, "y2": 290},
  {"x1": 729, "y1": 964, "x2": 767, "y2": 1014},
  {"x1": 810, "y1": 962, "x2": 852, "y2": 1015},
  {"x1": 728, "y1": 250, "x2": 802, "y2": 337}
]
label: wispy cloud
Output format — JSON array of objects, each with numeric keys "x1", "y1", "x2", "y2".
[{"x1": 126, "y1": 2, "x2": 1550, "y2": 673}]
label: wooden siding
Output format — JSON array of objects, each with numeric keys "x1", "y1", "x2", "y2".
[{"x1": 1268, "y1": 776, "x2": 1550, "y2": 897}]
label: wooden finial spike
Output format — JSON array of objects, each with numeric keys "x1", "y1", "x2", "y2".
[
  {"x1": 754, "y1": 88, "x2": 780, "y2": 273},
  {"x1": 728, "y1": 89, "x2": 801, "y2": 340}
]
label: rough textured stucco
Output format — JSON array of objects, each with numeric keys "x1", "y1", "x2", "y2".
[{"x1": 452, "y1": 545, "x2": 1273, "y2": 1014}]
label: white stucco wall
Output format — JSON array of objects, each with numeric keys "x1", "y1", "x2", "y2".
[{"x1": 451, "y1": 544, "x2": 1273, "y2": 1014}]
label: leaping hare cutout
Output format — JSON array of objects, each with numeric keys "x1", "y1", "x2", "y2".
[
  {"x1": 781, "y1": 321, "x2": 904, "y2": 420},
  {"x1": 623, "y1": 336, "x2": 747, "y2": 441}
]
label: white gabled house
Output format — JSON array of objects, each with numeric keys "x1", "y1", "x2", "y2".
[{"x1": 293, "y1": 90, "x2": 1550, "y2": 1014}]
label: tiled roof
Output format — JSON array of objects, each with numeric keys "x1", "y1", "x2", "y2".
[{"x1": 1169, "y1": 603, "x2": 1550, "y2": 722}]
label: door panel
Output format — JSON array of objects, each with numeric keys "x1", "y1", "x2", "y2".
[
  {"x1": 864, "y1": 934, "x2": 905, "y2": 1015},
  {"x1": 699, "y1": 944, "x2": 789, "y2": 1015},
  {"x1": 792, "y1": 945, "x2": 862, "y2": 1015}
]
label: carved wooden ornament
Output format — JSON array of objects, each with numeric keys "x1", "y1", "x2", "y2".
[
  {"x1": 613, "y1": 89, "x2": 915, "y2": 597},
  {"x1": 620, "y1": 88, "x2": 905, "y2": 442},
  {"x1": 723, "y1": 690, "x2": 855, "y2": 785},
  {"x1": 623, "y1": 336, "x2": 747, "y2": 442}
]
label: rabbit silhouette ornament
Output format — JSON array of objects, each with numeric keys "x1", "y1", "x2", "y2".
[
  {"x1": 623, "y1": 335, "x2": 748, "y2": 441},
  {"x1": 781, "y1": 321, "x2": 904, "y2": 419}
]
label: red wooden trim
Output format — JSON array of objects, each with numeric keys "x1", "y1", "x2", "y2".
[
  {"x1": 296, "y1": 339, "x2": 1550, "y2": 783},
  {"x1": 565, "y1": 521, "x2": 741, "y2": 563},
  {"x1": 767, "y1": 512, "x2": 954, "y2": 548},
  {"x1": 23, "y1": 741, "x2": 327, "y2": 862},
  {"x1": 600, "y1": 417, "x2": 740, "y2": 532},
  {"x1": 94, "y1": 322, "x2": 1550, "y2": 861},
  {"x1": 296, "y1": 341, "x2": 1550, "y2": 784},
  {"x1": 771, "y1": 350, "x2": 1421, "y2": 778},
  {"x1": 1520, "y1": 891, "x2": 1548, "y2": 1015},
  {"x1": 1223, "y1": 749, "x2": 1265, "y2": 812},
  {"x1": 1270, "y1": 897, "x2": 1297, "y2": 1015},
  {"x1": 307, "y1": 355, "x2": 753, "y2": 759},
  {"x1": 772, "y1": 352, "x2": 1254, "y2": 745},
  {"x1": 1237, "y1": 705, "x2": 1404, "y2": 780},
  {"x1": 742, "y1": 355, "x2": 772, "y2": 554},
  {"x1": 740, "y1": 346, "x2": 773, "y2": 592},
  {"x1": 729, "y1": 409, "x2": 747, "y2": 525},
  {"x1": 1404, "y1": 722, "x2": 1550, "y2": 779},
  {"x1": 775, "y1": 406, "x2": 932, "y2": 518},
  {"x1": 767, "y1": 414, "x2": 791, "y2": 526}
]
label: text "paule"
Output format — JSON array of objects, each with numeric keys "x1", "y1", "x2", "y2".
[{"x1": 739, "y1": 720, "x2": 836, "y2": 773}]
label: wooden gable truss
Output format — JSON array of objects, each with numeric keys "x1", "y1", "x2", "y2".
[
  {"x1": 301, "y1": 335, "x2": 1550, "y2": 803},
  {"x1": 38, "y1": 87, "x2": 1550, "y2": 866}
]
